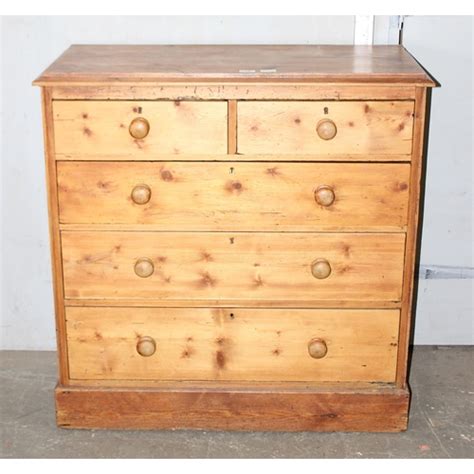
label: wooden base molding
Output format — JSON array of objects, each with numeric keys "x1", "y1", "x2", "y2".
[{"x1": 55, "y1": 384, "x2": 410, "y2": 432}]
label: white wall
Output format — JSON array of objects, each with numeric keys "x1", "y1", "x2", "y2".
[
  {"x1": 0, "y1": 16, "x2": 472, "y2": 350},
  {"x1": 402, "y1": 16, "x2": 473, "y2": 344},
  {"x1": 0, "y1": 19, "x2": 4, "y2": 348}
]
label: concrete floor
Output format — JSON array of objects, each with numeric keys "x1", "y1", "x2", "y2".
[{"x1": 0, "y1": 346, "x2": 472, "y2": 458}]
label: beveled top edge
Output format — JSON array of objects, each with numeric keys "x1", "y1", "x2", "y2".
[{"x1": 33, "y1": 45, "x2": 436, "y2": 86}]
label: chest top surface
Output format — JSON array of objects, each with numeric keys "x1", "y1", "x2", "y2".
[{"x1": 33, "y1": 44, "x2": 435, "y2": 85}]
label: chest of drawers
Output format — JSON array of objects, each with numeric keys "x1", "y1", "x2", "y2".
[{"x1": 34, "y1": 45, "x2": 434, "y2": 431}]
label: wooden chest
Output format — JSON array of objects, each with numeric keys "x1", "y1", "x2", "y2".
[{"x1": 34, "y1": 45, "x2": 434, "y2": 431}]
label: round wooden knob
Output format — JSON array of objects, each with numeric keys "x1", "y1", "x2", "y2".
[
  {"x1": 134, "y1": 258, "x2": 154, "y2": 278},
  {"x1": 316, "y1": 119, "x2": 337, "y2": 140},
  {"x1": 136, "y1": 336, "x2": 156, "y2": 357},
  {"x1": 311, "y1": 259, "x2": 331, "y2": 279},
  {"x1": 131, "y1": 184, "x2": 151, "y2": 205},
  {"x1": 308, "y1": 338, "x2": 328, "y2": 359},
  {"x1": 129, "y1": 117, "x2": 150, "y2": 139},
  {"x1": 314, "y1": 185, "x2": 335, "y2": 207}
]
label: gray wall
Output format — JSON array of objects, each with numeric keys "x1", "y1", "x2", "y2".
[{"x1": 0, "y1": 16, "x2": 472, "y2": 350}]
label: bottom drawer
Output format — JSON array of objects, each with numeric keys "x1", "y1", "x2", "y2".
[{"x1": 66, "y1": 307, "x2": 399, "y2": 383}]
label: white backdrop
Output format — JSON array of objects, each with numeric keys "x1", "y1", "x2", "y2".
[{"x1": 1, "y1": 16, "x2": 472, "y2": 349}]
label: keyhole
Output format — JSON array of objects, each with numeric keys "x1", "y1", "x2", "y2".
[
  {"x1": 324, "y1": 107, "x2": 329, "y2": 114},
  {"x1": 229, "y1": 167, "x2": 234, "y2": 174}
]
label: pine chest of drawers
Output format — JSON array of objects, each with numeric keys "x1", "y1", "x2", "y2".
[{"x1": 34, "y1": 45, "x2": 434, "y2": 431}]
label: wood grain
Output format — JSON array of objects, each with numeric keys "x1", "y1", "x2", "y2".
[
  {"x1": 61, "y1": 231, "x2": 406, "y2": 304},
  {"x1": 66, "y1": 307, "x2": 399, "y2": 382},
  {"x1": 64, "y1": 298, "x2": 401, "y2": 309},
  {"x1": 64, "y1": 379, "x2": 400, "y2": 390},
  {"x1": 33, "y1": 45, "x2": 435, "y2": 85},
  {"x1": 227, "y1": 100, "x2": 237, "y2": 154},
  {"x1": 49, "y1": 84, "x2": 418, "y2": 101},
  {"x1": 55, "y1": 153, "x2": 412, "y2": 163},
  {"x1": 57, "y1": 162, "x2": 410, "y2": 231},
  {"x1": 55, "y1": 384, "x2": 410, "y2": 431},
  {"x1": 41, "y1": 88, "x2": 69, "y2": 384},
  {"x1": 238, "y1": 101, "x2": 414, "y2": 155},
  {"x1": 53, "y1": 100, "x2": 227, "y2": 158},
  {"x1": 396, "y1": 87, "x2": 428, "y2": 387}
]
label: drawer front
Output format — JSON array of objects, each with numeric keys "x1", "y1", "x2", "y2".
[
  {"x1": 53, "y1": 101, "x2": 228, "y2": 157},
  {"x1": 238, "y1": 101, "x2": 414, "y2": 155},
  {"x1": 66, "y1": 307, "x2": 400, "y2": 382},
  {"x1": 58, "y1": 162, "x2": 410, "y2": 231},
  {"x1": 62, "y1": 231, "x2": 405, "y2": 303}
]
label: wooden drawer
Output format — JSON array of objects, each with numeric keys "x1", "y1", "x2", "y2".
[
  {"x1": 62, "y1": 231, "x2": 405, "y2": 304},
  {"x1": 58, "y1": 162, "x2": 410, "y2": 231},
  {"x1": 52, "y1": 101, "x2": 228, "y2": 158},
  {"x1": 66, "y1": 307, "x2": 400, "y2": 382},
  {"x1": 238, "y1": 101, "x2": 414, "y2": 156}
]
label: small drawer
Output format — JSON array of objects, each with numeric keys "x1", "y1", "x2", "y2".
[
  {"x1": 237, "y1": 101, "x2": 414, "y2": 156},
  {"x1": 57, "y1": 162, "x2": 410, "y2": 231},
  {"x1": 53, "y1": 100, "x2": 228, "y2": 158},
  {"x1": 66, "y1": 306, "x2": 400, "y2": 382},
  {"x1": 61, "y1": 231, "x2": 405, "y2": 304}
]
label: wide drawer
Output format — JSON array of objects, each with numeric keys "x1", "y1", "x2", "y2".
[
  {"x1": 52, "y1": 101, "x2": 228, "y2": 158},
  {"x1": 238, "y1": 101, "x2": 414, "y2": 155},
  {"x1": 58, "y1": 162, "x2": 410, "y2": 231},
  {"x1": 66, "y1": 307, "x2": 400, "y2": 382},
  {"x1": 61, "y1": 231, "x2": 405, "y2": 304}
]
